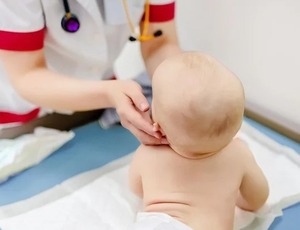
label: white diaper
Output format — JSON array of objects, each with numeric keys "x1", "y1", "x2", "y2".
[{"x1": 131, "y1": 212, "x2": 193, "y2": 230}]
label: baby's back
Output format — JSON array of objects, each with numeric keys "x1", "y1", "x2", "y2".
[{"x1": 137, "y1": 139, "x2": 246, "y2": 230}]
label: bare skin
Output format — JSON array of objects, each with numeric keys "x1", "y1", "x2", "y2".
[
  {"x1": 129, "y1": 52, "x2": 269, "y2": 229},
  {"x1": 130, "y1": 139, "x2": 269, "y2": 230}
]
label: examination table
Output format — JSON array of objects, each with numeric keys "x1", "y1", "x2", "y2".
[{"x1": 0, "y1": 117, "x2": 299, "y2": 229}]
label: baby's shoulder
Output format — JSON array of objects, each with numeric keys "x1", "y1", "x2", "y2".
[
  {"x1": 133, "y1": 145, "x2": 178, "y2": 170},
  {"x1": 135, "y1": 144, "x2": 174, "y2": 158},
  {"x1": 225, "y1": 137, "x2": 254, "y2": 160},
  {"x1": 136, "y1": 144, "x2": 172, "y2": 152},
  {"x1": 228, "y1": 137, "x2": 248, "y2": 148}
]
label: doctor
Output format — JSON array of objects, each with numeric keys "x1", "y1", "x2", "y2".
[{"x1": 0, "y1": 0, "x2": 181, "y2": 144}]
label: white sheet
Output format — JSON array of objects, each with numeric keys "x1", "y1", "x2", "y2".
[{"x1": 0, "y1": 122, "x2": 299, "y2": 230}]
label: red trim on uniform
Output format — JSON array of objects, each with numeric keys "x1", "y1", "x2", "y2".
[
  {"x1": 0, "y1": 28, "x2": 45, "y2": 51},
  {"x1": 142, "y1": 2, "x2": 175, "y2": 22},
  {"x1": 0, "y1": 108, "x2": 40, "y2": 124}
]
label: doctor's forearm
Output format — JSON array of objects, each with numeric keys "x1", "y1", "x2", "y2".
[
  {"x1": 142, "y1": 42, "x2": 181, "y2": 77},
  {"x1": 11, "y1": 68, "x2": 112, "y2": 111},
  {"x1": 1, "y1": 49, "x2": 111, "y2": 111},
  {"x1": 140, "y1": 20, "x2": 181, "y2": 77}
]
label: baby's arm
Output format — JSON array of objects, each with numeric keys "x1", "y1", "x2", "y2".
[
  {"x1": 128, "y1": 145, "x2": 144, "y2": 198},
  {"x1": 236, "y1": 140, "x2": 269, "y2": 211}
]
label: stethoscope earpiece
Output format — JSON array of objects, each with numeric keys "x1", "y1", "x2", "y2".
[
  {"x1": 129, "y1": 36, "x2": 137, "y2": 42},
  {"x1": 61, "y1": 13, "x2": 80, "y2": 33},
  {"x1": 128, "y1": 30, "x2": 163, "y2": 42},
  {"x1": 122, "y1": 0, "x2": 163, "y2": 42},
  {"x1": 153, "y1": 30, "x2": 163, "y2": 37}
]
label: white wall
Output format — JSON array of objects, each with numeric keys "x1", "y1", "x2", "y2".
[
  {"x1": 176, "y1": 0, "x2": 300, "y2": 135},
  {"x1": 116, "y1": 0, "x2": 300, "y2": 135}
]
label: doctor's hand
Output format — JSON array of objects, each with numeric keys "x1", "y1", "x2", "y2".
[{"x1": 107, "y1": 80, "x2": 168, "y2": 145}]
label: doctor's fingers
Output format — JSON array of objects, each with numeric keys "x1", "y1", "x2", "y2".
[
  {"x1": 125, "y1": 122, "x2": 166, "y2": 145},
  {"x1": 123, "y1": 81, "x2": 150, "y2": 113},
  {"x1": 117, "y1": 103, "x2": 156, "y2": 137},
  {"x1": 118, "y1": 106, "x2": 168, "y2": 145}
]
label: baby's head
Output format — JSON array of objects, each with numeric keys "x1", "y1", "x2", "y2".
[{"x1": 152, "y1": 52, "x2": 245, "y2": 157}]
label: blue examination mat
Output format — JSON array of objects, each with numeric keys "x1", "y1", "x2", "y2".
[{"x1": 0, "y1": 117, "x2": 299, "y2": 229}]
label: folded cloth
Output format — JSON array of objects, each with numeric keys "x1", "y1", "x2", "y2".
[
  {"x1": 0, "y1": 127, "x2": 74, "y2": 183},
  {"x1": 0, "y1": 122, "x2": 299, "y2": 230}
]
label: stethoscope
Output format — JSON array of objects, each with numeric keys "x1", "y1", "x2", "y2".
[{"x1": 61, "y1": 0, "x2": 162, "y2": 42}]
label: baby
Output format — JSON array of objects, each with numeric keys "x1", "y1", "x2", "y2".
[{"x1": 128, "y1": 52, "x2": 269, "y2": 230}]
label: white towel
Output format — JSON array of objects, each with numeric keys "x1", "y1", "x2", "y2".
[
  {"x1": 0, "y1": 127, "x2": 74, "y2": 183},
  {"x1": 0, "y1": 122, "x2": 299, "y2": 230}
]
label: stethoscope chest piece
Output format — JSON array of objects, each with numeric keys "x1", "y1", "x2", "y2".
[
  {"x1": 61, "y1": 0, "x2": 80, "y2": 33},
  {"x1": 61, "y1": 13, "x2": 80, "y2": 33}
]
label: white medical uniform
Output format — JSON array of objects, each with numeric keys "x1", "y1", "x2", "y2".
[{"x1": 0, "y1": 0, "x2": 175, "y2": 129}]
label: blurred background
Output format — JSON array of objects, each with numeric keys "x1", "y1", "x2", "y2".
[{"x1": 115, "y1": 0, "x2": 300, "y2": 141}]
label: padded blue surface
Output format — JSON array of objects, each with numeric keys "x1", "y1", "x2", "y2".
[
  {"x1": 0, "y1": 122, "x2": 139, "y2": 205},
  {"x1": 0, "y1": 118, "x2": 299, "y2": 229},
  {"x1": 244, "y1": 117, "x2": 299, "y2": 154},
  {"x1": 244, "y1": 117, "x2": 300, "y2": 230}
]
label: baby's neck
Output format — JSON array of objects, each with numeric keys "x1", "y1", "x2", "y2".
[
  {"x1": 170, "y1": 138, "x2": 233, "y2": 160},
  {"x1": 171, "y1": 147, "x2": 219, "y2": 160}
]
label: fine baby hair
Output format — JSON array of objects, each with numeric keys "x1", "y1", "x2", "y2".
[{"x1": 151, "y1": 52, "x2": 245, "y2": 157}]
